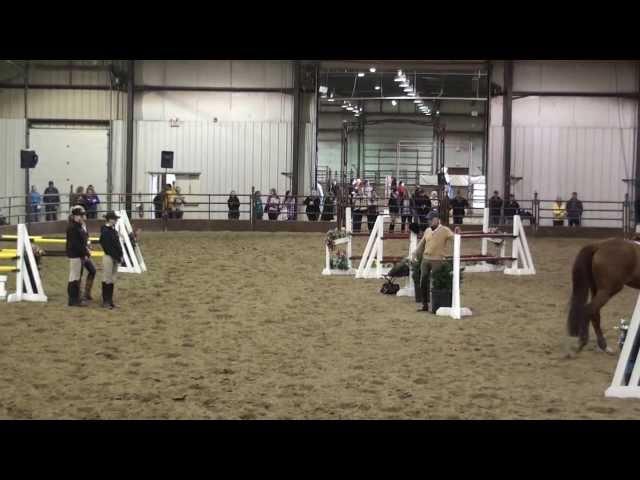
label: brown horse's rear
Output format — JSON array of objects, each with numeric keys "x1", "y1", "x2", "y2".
[{"x1": 567, "y1": 244, "x2": 598, "y2": 337}]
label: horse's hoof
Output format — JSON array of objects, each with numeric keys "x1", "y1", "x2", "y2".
[{"x1": 596, "y1": 346, "x2": 615, "y2": 355}]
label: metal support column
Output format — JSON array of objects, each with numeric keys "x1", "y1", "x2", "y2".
[
  {"x1": 24, "y1": 61, "x2": 30, "y2": 224},
  {"x1": 291, "y1": 61, "x2": 301, "y2": 202},
  {"x1": 314, "y1": 63, "x2": 320, "y2": 189},
  {"x1": 503, "y1": 60, "x2": 513, "y2": 199},
  {"x1": 634, "y1": 62, "x2": 640, "y2": 227},
  {"x1": 124, "y1": 60, "x2": 135, "y2": 217},
  {"x1": 483, "y1": 61, "x2": 492, "y2": 185}
]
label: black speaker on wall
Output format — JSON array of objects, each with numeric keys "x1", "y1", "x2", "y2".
[
  {"x1": 20, "y1": 150, "x2": 38, "y2": 169},
  {"x1": 161, "y1": 151, "x2": 174, "y2": 169}
]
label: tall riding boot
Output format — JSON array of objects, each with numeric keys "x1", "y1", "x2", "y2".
[
  {"x1": 108, "y1": 283, "x2": 117, "y2": 308},
  {"x1": 67, "y1": 282, "x2": 75, "y2": 307},
  {"x1": 83, "y1": 275, "x2": 95, "y2": 301},
  {"x1": 69, "y1": 281, "x2": 87, "y2": 307},
  {"x1": 102, "y1": 282, "x2": 111, "y2": 309}
]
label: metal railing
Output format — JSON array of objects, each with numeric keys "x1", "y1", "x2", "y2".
[{"x1": 0, "y1": 190, "x2": 633, "y2": 234}]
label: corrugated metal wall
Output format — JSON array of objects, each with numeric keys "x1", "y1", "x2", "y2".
[
  {"x1": 134, "y1": 120, "x2": 292, "y2": 218},
  {"x1": 0, "y1": 119, "x2": 26, "y2": 218},
  {"x1": 487, "y1": 63, "x2": 638, "y2": 227},
  {"x1": 0, "y1": 89, "x2": 126, "y2": 120}
]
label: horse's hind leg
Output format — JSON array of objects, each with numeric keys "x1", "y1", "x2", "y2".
[{"x1": 587, "y1": 287, "x2": 621, "y2": 354}]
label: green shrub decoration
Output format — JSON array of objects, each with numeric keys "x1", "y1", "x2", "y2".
[{"x1": 431, "y1": 260, "x2": 464, "y2": 290}]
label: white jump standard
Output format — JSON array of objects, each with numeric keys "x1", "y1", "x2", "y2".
[
  {"x1": 436, "y1": 213, "x2": 535, "y2": 319},
  {"x1": 605, "y1": 293, "x2": 640, "y2": 399}
]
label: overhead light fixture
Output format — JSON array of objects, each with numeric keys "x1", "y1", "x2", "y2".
[
  {"x1": 369, "y1": 67, "x2": 376, "y2": 73},
  {"x1": 391, "y1": 100, "x2": 398, "y2": 106},
  {"x1": 374, "y1": 85, "x2": 381, "y2": 90},
  {"x1": 358, "y1": 72, "x2": 365, "y2": 77}
]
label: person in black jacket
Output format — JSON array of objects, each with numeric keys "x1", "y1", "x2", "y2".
[
  {"x1": 43, "y1": 181, "x2": 60, "y2": 221},
  {"x1": 153, "y1": 192, "x2": 164, "y2": 219},
  {"x1": 227, "y1": 191, "x2": 241, "y2": 220},
  {"x1": 488, "y1": 190, "x2": 503, "y2": 227},
  {"x1": 503, "y1": 194, "x2": 520, "y2": 225},
  {"x1": 99, "y1": 211, "x2": 124, "y2": 309},
  {"x1": 303, "y1": 191, "x2": 321, "y2": 221},
  {"x1": 449, "y1": 190, "x2": 470, "y2": 225},
  {"x1": 66, "y1": 206, "x2": 89, "y2": 307}
]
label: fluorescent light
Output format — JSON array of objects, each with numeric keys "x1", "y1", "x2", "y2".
[
  {"x1": 369, "y1": 67, "x2": 376, "y2": 73},
  {"x1": 358, "y1": 72, "x2": 365, "y2": 77},
  {"x1": 391, "y1": 100, "x2": 398, "y2": 106},
  {"x1": 374, "y1": 85, "x2": 381, "y2": 90},
  {"x1": 328, "y1": 98, "x2": 335, "y2": 102},
  {"x1": 394, "y1": 77, "x2": 402, "y2": 82}
]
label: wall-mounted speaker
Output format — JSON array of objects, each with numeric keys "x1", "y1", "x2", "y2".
[
  {"x1": 161, "y1": 151, "x2": 174, "y2": 169},
  {"x1": 20, "y1": 150, "x2": 38, "y2": 169}
]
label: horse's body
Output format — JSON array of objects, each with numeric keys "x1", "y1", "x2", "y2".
[{"x1": 567, "y1": 238, "x2": 640, "y2": 352}]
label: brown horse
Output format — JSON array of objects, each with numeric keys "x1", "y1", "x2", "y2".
[{"x1": 567, "y1": 238, "x2": 640, "y2": 353}]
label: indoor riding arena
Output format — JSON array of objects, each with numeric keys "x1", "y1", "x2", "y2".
[{"x1": 1, "y1": 60, "x2": 640, "y2": 420}]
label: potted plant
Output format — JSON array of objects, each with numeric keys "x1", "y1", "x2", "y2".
[
  {"x1": 409, "y1": 258, "x2": 423, "y2": 303},
  {"x1": 430, "y1": 261, "x2": 464, "y2": 313}
]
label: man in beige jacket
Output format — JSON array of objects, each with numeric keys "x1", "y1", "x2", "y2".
[{"x1": 413, "y1": 213, "x2": 460, "y2": 312}]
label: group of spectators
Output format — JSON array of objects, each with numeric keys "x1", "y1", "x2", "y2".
[
  {"x1": 231, "y1": 188, "x2": 337, "y2": 222},
  {"x1": 551, "y1": 192, "x2": 584, "y2": 227},
  {"x1": 27, "y1": 181, "x2": 101, "y2": 222},
  {"x1": 152, "y1": 184, "x2": 186, "y2": 219}
]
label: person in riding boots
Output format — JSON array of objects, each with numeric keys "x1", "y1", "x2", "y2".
[
  {"x1": 75, "y1": 206, "x2": 97, "y2": 302},
  {"x1": 413, "y1": 213, "x2": 460, "y2": 313},
  {"x1": 99, "y1": 211, "x2": 124, "y2": 309},
  {"x1": 66, "y1": 206, "x2": 89, "y2": 307}
]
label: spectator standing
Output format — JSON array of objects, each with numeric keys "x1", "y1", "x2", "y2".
[
  {"x1": 488, "y1": 190, "x2": 503, "y2": 227},
  {"x1": 552, "y1": 196, "x2": 566, "y2": 226},
  {"x1": 449, "y1": 190, "x2": 469, "y2": 225},
  {"x1": 365, "y1": 181, "x2": 378, "y2": 232},
  {"x1": 227, "y1": 191, "x2": 240, "y2": 220},
  {"x1": 29, "y1": 186, "x2": 42, "y2": 222},
  {"x1": 504, "y1": 194, "x2": 520, "y2": 225},
  {"x1": 71, "y1": 186, "x2": 88, "y2": 213},
  {"x1": 173, "y1": 186, "x2": 185, "y2": 219},
  {"x1": 321, "y1": 192, "x2": 336, "y2": 221},
  {"x1": 43, "y1": 181, "x2": 60, "y2": 221},
  {"x1": 388, "y1": 186, "x2": 400, "y2": 232},
  {"x1": 566, "y1": 192, "x2": 583, "y2": 227},
  {"x1": 428, "y1": 191, "x2": 440, "y2": 221},
  {"x1": 254, "y1": 190, "x2": 264, "y2": 221},
  {"x1": 303, "y1": 190, "x2": 321, "y2": 221},
  {"x1": 400, "y1": 184, "x2": 412, "y2": 233},
  {"x1": 153, "y1": 191, "x2": 164, "y2": 219},
  {"x1": 85, "y1": 185, "x2": 100, "y2": 219},
  {"x1": 265, "y1": 188, "x2": 281, "y2": 221},
  {"x1": 283, "y1": 191, "x2": 296, "y2": 220},
  {"x1": 163, "y1": 184, "x2": 176, "y2": 218},
  {"x1": 414, "y1": 188, "x2": 431, "y2": 228},
  {"x1": 351, "y1": 182, "x2": 365, "y2": 232}
]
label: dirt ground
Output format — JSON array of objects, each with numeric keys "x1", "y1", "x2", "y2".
[{"x1": 1, "y1": 230, "x2": 640, "y2": 419}]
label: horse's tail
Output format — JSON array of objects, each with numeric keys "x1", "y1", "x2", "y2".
[{"x1": 567, "y1": 244, "x2": 598, "y2": 337}]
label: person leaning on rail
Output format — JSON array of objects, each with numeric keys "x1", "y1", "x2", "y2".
[
  {"x1": 66, "y1": 206, "x2": 90, "y2": 307},
  {"x1": 100, "y1": 211, "x2": 124, "y2": 310},
  {"x1": 412, "y1": 213, "x2": 461, "y2": 314}
]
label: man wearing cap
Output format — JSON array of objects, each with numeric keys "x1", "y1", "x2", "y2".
[
  {"x1": 99, "y1": 211, "x2": 123, "y2": 309},
  {"x1": 66, "y1": 206, "x2": 89, "y2": 307},
  {"x1": 413, "y1": 213, "x2": 460, "y2": 313}
]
